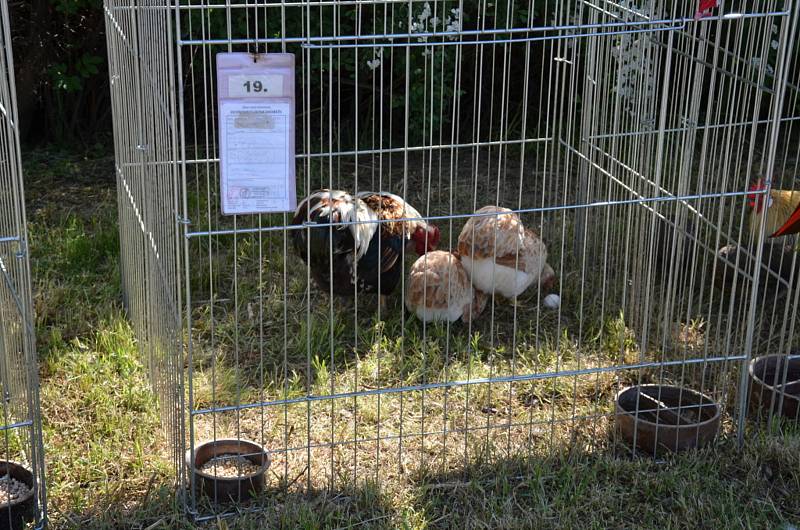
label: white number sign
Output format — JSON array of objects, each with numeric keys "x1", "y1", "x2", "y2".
[
  {"x1": 217, "y1": 53, "x2": 296, "y2": 215},
  {"x1": 228, "y1": 74, "x2": 284, "y2": 98}
]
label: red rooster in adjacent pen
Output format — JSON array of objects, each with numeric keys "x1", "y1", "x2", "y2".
[
  {"x1": 746, "y1": 179, "x2": 800, "y2": 239},
  {"x1": 291, "y1": 189, "x2": 440, "y2": 304},
  {"x1": 694, "y1": 0, "x2": 718, "y2": 19}
]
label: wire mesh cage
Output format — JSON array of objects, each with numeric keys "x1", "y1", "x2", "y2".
[
  {"x1": 103, "y1": 0, "x2": 799, "y2": 521},
  {"x1": 0, "y1": 0, "x2": 47, "y2": 527}
]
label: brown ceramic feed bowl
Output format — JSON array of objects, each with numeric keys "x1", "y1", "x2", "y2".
[
  {"x1": 748, "y1": 355, "x2": 800, "y2": 420},
  {"x1": 615, "y1": 384, "x2": 720, "y2": 454},
  {"x1": 0, "y1": 460, "x2": 35, "y2": 530},
  {"x1": 186, "y1": 439, "x2": 269, "y2": 503}
]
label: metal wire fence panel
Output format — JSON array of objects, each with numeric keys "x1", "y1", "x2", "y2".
[
  {"x1": 105, "y1": 0, "x2": 799, "y2": 521},
  {"x1": 104, "y1": 0, "x2": 186, "y2": 487},
  {"x1": 0, "y1": 0, "x2": 47, "y2": 526}
]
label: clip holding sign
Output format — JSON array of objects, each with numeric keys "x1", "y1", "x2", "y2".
[{"x1": 217, "y1": 52, "x2": 297, "y2": 215}]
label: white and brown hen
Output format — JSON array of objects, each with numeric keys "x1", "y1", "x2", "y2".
[
  {"x1": 457, "y1": 206, "x2": 554, "y2": 300},
  {"x1": 406, "y1": 251, "x2": 487, "y2": 323}
]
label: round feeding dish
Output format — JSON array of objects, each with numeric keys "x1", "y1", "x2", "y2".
[
  {"x1": 0, "y1": 460, "x2": 35, "y2": 530},
  {"x1": 186, "y1": 439, "x2": 270, "y2": 504},
  {"x1": 615, "y1": 384, "x2": 720, "y2": 454},
  {"x1": 748, "y1": 355, "x2": 800, "y2": 420}
]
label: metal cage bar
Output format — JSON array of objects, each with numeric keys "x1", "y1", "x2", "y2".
[
  {"x1": 104, "y1": 0, "x2": 800, "y2": 522},
  {"x1": 0, "y1": 0, "x2": 47, "y2": 527}
]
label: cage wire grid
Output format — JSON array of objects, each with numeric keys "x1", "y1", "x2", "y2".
[
  {"x1": 103, "y1": 0, "x2": 799, "y2": 520},
  {"x1": 0, "y1": 0, "x2": 47, "y2": 526}
]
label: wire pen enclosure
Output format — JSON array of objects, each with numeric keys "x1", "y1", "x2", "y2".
[
  {"x1": 0, "y1": 0, "x2": 47, "y2": 526},
  {"x1": 103, "y1": 0, "x2": 799, "y2": 520}
]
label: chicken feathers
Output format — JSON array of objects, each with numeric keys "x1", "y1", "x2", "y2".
[
  {"x1": 747, "y1": 180, "x2": 800, "y2": 239},
  {"x1": 291, "y1": 189, "x2": 438, "y2": 297},
  {"x1": 406, "y1": 251, "x2": 487, "y2": 323},
  {"x1": 291, "y1": 190, "x2": 378, "y2": 295},
  {"x1": 457, "y1": 206, "x2": 554, "y2": 299}
]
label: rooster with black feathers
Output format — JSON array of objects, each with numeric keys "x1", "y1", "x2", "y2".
[{"x1": 291, "y1": 190, "x2": 440, "y2": 305}]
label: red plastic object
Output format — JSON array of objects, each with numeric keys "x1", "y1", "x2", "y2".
[{"x1": 771, "y1": 202, "x2": 800, "y2": 238}]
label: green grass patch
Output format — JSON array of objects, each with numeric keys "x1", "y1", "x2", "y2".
[{"x1": 22, "y1": 149, "x2": 800, "y2": 529}]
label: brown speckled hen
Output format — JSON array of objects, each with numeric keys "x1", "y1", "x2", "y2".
[
  {"x1": 406, "y1": 250, "x2": 487, "y2": 323},
  {"x1": 457, "y1": 206, "x2": 555, "y2": 300}
]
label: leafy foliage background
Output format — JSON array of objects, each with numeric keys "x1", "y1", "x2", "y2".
[
  {"x1": 11, "y1": 0, "x2": 109, "y2": 148},
  {"x1": 9, "y1": 1, "x2": 799, "y2": 149}
]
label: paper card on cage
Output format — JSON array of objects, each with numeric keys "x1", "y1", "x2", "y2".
[{"x1": 217, "y1": 52, "x2": 296, "y2": 215}]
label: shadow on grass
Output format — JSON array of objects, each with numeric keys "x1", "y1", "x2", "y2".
[
  {"x1": 188, "y1": 481, "x2": 399, "y2": 529},
  {"x1": 65, "y1": 427, "x2": 800, "y2": 529},
  {"x1": 407, "y1": 431, "x2": 800, "y2": 529},
  {"x1": 69, "y1": 480, "x2": 400, "y2": 529},
  {"x1": 51, "y1": 480, "x2": 397, "y2": 529}
]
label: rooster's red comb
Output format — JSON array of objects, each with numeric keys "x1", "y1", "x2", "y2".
[
  {"x1": 698, "y1": 0, "x2": 718, "y2": 11},
  {"x1": 695, "y1": 0, "x2": 718, "y2": 19},
  {"x1": 746, "y1": 178, "x2": 766, "y2": 208},
  {"x1": 748, "y1": 178, "x2": 765, "y2": 193}
]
